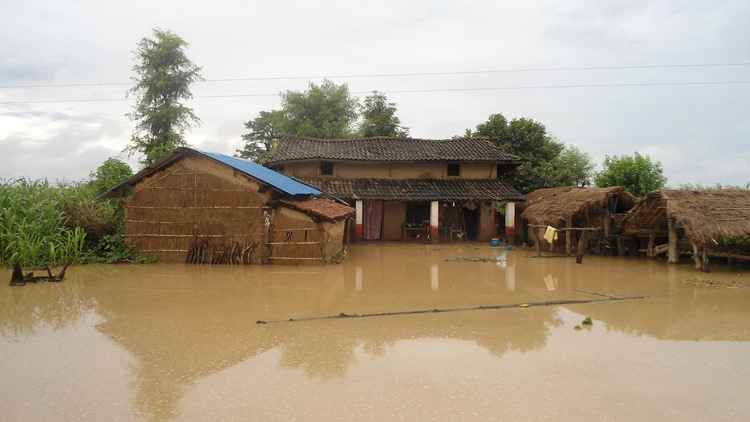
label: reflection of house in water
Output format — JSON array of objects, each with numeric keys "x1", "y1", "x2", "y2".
[
  {"x1": 65, "y1": 259, "x2": 557, "y2": 420},
  {"x1": 3, "y1": 251, "x2": 749, "y2": 420}
]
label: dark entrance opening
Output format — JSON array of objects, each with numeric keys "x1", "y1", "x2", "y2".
[
  {"x1": 403, "y1": 202, "x2": 430, "y2": 240},
  {"x1": 464, "y1": 207, "x2": 479, "y2": 240}
]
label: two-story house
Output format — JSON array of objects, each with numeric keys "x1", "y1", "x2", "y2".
[{"x1": 267, "y1": 136, "x2": 524, "y2": 242}]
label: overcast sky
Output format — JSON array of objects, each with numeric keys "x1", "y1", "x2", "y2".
[{"x1": 1, "y1": 0, "x2": 748, "y2": 186}]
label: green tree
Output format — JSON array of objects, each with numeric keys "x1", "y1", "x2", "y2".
[
  {"x1": 469, "y1": 114, "x2": 564, "y2": 193},
  {"x1": 236, "y1": 110, "x2": 288, "y2": 163},
  {"x1": 595, "y1": 153, "x2": 667, "y2": 196},
  {"x1": 547, "y1": 145, "x2": 595, "y2": 187},
  {"x1": 280, "y1": 80, "x2": 359, "y2": 138},
  {"x1": 358, "y1": 91, "x2": 408, "y2": 137},
  {"x1": 127, "y1": 28, "x2": 202, "y2": 166},
  {"x1": 89, "y1": 158, "x2": 133, "y2": 195}
]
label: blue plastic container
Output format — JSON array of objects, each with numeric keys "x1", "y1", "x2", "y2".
[{"x1": 489, "y1": 238, "x2": 501, "y2": 247}]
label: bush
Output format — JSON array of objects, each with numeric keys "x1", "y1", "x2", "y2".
[
  {"x1": 0, "y1": 179, "x2": 86, "y2": 269},
  {"x1": 0, "y1": 178, "x2": 148, "y2": 272}
]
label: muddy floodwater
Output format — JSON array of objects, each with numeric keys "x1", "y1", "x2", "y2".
[{"x1": 2, "y1": 244, "x2": 750, "y2": 421}]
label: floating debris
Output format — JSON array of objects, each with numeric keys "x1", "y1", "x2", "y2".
[
  {"x1": 255, "y1": 295, "x2": 646, "y2": 324},
  {"x1": 444, "y1": 256, "x2": 506, "y2": 263},
  {"x1": 682, "y1": 277, "x2": 750, "y2": 289},
  {"x1": 582, "y1": 317, "x2": 593, "y2": 326}
]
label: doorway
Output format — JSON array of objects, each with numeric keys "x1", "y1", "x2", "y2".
[{"x1": 464, "y1": 207, "x2": 479, "y2": 240}]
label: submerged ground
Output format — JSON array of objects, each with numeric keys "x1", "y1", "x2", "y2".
[{"x1": 1, "y1": 243, "x2": 749, "y2": 421}]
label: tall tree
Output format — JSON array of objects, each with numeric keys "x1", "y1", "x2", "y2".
[
  {"x1": 281, "y1": 80, "x2": 359, "y2": 138},
  {"x1": 235, "y1": 110, "x2": 288, "y2": 163},
  {"x1": 547, "y1": 145, "x2": 595, "y2": 187},
  {"x1": 127, "y1": 29, "x2": 202, "y2": 166},
  {"x1": 358, "y1": 91, "x2": 408, "y2": 137},
  {"x1": 468, "y1": 114, "x2": 564, "y2": 193},
  {"x1": 89, "y1": 158, "x2": 133, "y2": 195},
  {"x1": 595, "y1": 153, "x2": 667, "y2": 196}
]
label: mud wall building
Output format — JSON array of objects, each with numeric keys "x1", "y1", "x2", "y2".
[
  {"x1": 267, "y1": 136, "x2": 524, "y2": 242},
  {"x1": 104, "y1": 148, "x2": 353, "y2": 264}
]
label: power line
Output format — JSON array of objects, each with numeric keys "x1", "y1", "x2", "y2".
[
  {"x1": 1, "y1": 80, "x2": 749, "y2": 105},
  {"x1": 1, "y1": 62, "x2": 749, "y2": 89}
]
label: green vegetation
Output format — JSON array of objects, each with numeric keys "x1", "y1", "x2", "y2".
[
  {"x1": 548, "y1": 145, "x2": 595, "y2": 188},
  {"x1": 358, "y1": 91, "x2": 409, "y2": 137},
  {"x1": 127, "y1": 28, "x2": 203, "y2": 166},
  {"x1": 1, "y1": 158, "x2": 150, "y2": 282},
  {"x1": 237, "y1": 83, "x2": 408, "y2": 163},
  {"x1": 595, "y1": 153, "x2": 667, "y2": 196},
  {"x1": 467, "y1": 113, "x2": 596, "y2": 193}
]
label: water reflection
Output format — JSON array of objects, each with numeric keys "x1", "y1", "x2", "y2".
[{"x1": 1, "y1": 243, "x2": 749, "y2": 420}]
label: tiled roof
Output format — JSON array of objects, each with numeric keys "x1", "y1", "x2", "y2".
[
  {"x1": 267, "y1": 136, "x2": 520, "y2": 164},
  {"x1": 278, "y1": 198, "x2": 354, "y2": 221},
  {"x1": 300, "y1": 178, "x2": 525, "y2": 202}
]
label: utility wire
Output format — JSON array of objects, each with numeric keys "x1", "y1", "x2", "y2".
[
  {"x1": 1, "y1": 62, "x2": 749, "y2": 89},
  {"x1": 1, "y1": 80, "x2": 749, "y2": 105}
]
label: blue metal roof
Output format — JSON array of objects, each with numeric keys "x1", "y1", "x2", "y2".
[{"x1": 198, "y1": 149, "x2": 321, "y2": 197}]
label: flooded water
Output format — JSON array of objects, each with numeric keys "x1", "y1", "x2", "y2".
[{"x1": 1, "y1": 244, "x2": 749, "y2": 421}]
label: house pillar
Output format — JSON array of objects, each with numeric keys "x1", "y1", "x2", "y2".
[
  {"x1": 355, "y1": 200, "x2": 364, "y2": 241},
  {"x1": 430, "y1": 201, "x2": 439, "y2": 242},
  {"x1": 504, "y1": 202, "x2": 516, "y2": 238}
]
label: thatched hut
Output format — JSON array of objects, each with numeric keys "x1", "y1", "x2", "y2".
[
  {"x1": 521, "y1": 186, "x2": 636, "y2": 256},
  {"x1": 622, "y1": 189, "x2": 750, "y2": 271},
  {"x1": 104, "y1": 148, "x2": 354, "y2": 264}
]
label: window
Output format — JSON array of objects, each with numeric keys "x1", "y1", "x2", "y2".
[
  {"x1": 447, "y1": 162, "x2": 460, "y2": 177},
  {"x1": 320, "y1": 161, "x2": 334, "y2": 176}
]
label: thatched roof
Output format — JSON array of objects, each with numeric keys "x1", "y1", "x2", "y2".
[
  {"x1": 622, "y1": 189, "x2": 750, "y2": 247},
  {"x1": 522, "y1": 186, "x2": 636, "y2": 226}
]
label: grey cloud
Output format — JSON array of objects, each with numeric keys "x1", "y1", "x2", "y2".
[{"x1": 0, "y1": 0, "x2": 748, "y2": 186}]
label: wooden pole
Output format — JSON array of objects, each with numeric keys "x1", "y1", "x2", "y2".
[
  {"x1": 617, "y1": 236, "x2": 626, "y2": 256},
  {"x1": 532, "y1": 227, "x2": 542, "y2": 257},
  {"x1": 691, "y1": 242, "x2": 704, "y2": 271},
  {"x1": 576, "y1": 231, "x2": 588, "y2": 264},
  {"x1": 667, "y1": 218, "x2": 678, "y2": 264},
  {"x1": 702, "y1": 249, "x2": 710, "y2": 273},
  {"x1": 565, "y1": 217, "x2": 573, "y2": 256},
  {"x1": 647, "y1": 231, "x2": 655, "y2": 258}
]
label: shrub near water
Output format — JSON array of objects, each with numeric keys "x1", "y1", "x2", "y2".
[
  {"x1": 0, "y1": 176, "x2": 148, "y2": 276},
  {"x1": 0, "y1": 179, "x2": 86, "y2": 271}
]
